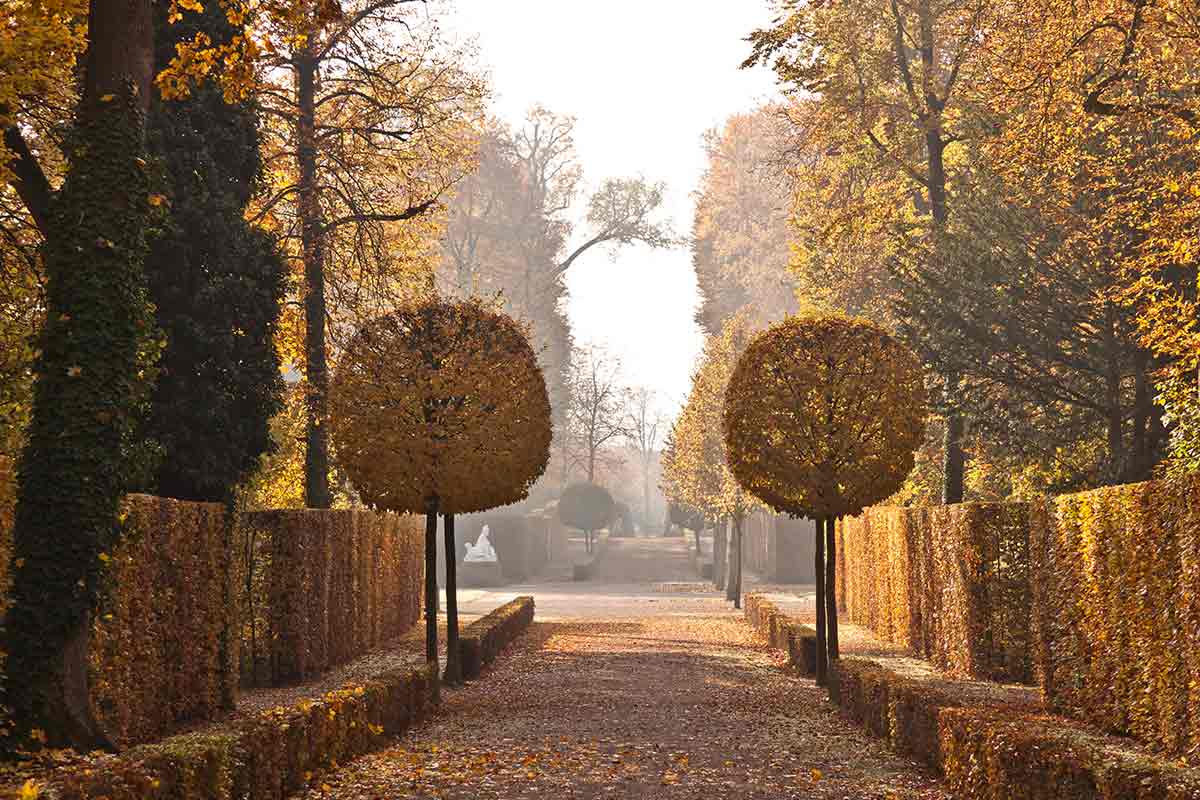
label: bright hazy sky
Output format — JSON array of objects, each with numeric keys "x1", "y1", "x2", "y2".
[{"x1": 446, "y1": 2, "x2": 781, "y2": 415}]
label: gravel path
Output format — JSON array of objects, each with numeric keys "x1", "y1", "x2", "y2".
[{"x1": 305, "y1": 539, "x2": 946, "y2": 799}]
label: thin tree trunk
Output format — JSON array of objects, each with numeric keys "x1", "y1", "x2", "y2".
[
  {"x1": 725, "y1": 516, "x2": 738, "y2": 603},
  {"x1": 815, "y1": 530, "x2": 827, "y2": 686},
  {"x1": 442, "y1": 513, "x2": 461, "y2": 685},
  {"x1": 942, "y1": 374, "x2": 965, "y2": 505},
  {"x1": 733, "y1": 514, "x2": 743, "y2": 609},
  {"x1": 297, "y1": 51, "x2": 331, "y2": 509},
  {"x1": 825, "y1": 518, "x2": 839, "y2": 662},
  {"x1": 423, "y1": 498, "x2": 440, "y2": 693}
]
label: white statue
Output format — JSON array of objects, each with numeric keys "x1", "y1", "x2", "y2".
[{"x1": 464, "y1": 525, "x2": 498, "y2": 563}]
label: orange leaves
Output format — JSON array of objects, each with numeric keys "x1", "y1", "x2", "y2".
[
  {"x1": 329, "y1": 298, "x2": 551, "y2": 516},
  {"x1": 724, "y1": 315, "x2": 927, "y2": 519}
]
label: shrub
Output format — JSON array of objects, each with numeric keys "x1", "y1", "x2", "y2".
[
  {"x1": 458, "y1": 596, "x2": 535, "y2": 680},
  {"x1": 52, "y1": 663, "x2": 438, "y2": 800},
  {"x1": 829, "y1": 658, "x2": 1200, "y2": 800},
  {"x1": 1, "y1": 494, "x2": 235, "y2": 747},
  {"x1": 743, "y1": 593, "x2": 817, "y2": 676},
  {"x1": 837, "y1": 503, "x2": 1036, "y2": 683},
  {"x1": 1033, "y1": 477, "x2": 1200, "y2": 762},
  {"x1": 558, "y1": 483, "x2": 614, "y2": 534}
]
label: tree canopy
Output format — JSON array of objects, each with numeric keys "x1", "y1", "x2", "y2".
[
  {"x1": 330, "y1": 298, "x2": 551, "y2": 516},
  {"x1": 724, "y1": 315, "x2": 927, "y2": 520}
]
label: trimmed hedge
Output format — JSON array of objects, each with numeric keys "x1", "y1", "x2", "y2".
[
  {"x1": 0, "y1": 495, "x2": 427, "y2": 747},
  {"x1": 53, "y1": 663, "x2": 437, "y2": 800},
  {"x1": 837, "y1": 503, "x2": 1035, "y2": 683},
  {"x1": 0, "y1": 494, "x2": 233, "y2": 747},
  {"x1": 241, "y1": 510, "x2": 423, "y2": 686},
  {"x1": 829, "y1": 657, "x2": 1200, "y2": 800},
  {"x1": 459, "y1": 596, "x2": 535, "y2": 680},
  {"x1": 1034, "y1": 477, "x2": 1200, "y2": 763},
  {"x1": 744, "y1": 593, "x2": 817, "y2": 676},
  {"x1": 90, "y1": 495, "x2": 237, "y2": 747}
]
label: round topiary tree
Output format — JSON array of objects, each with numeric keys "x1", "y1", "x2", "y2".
[
  {"x1": 724, "y1": 314, "x2": 926, "y2": 684},
  {"x1": 558, "y1": 482, "x2": 615, "y2": 554},
  {"x1": 331, "y1": 298, "x2": 551, "y2": 684}
]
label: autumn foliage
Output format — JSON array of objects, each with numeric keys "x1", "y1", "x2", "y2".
[
  {"x1": 724, "y1": 316, "x2": 927, "y2": 520},
  {"x1": 330, "y1": 298, "x2": 551, "y2": 517}
]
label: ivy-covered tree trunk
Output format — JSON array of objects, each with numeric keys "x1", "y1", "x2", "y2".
[
  {"x1": 442, "y1": 512, "x2": 462, "y2": 686},
  {"x1": 824, "y1": 518, "x2": 839, "y2": 662},
  {"x1": 297, "y1": 50, "x2": 332, "y2": 510},
  {"x1": 814, "y1": 529, "x2": 827, "y2": 687},
  {"x1": 1, "y1": 0, "x2": 155, "y2": 751}
]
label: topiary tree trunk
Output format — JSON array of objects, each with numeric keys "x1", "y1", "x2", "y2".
[
  {"x1": 825, "y1": 517, "x2": 839, "y2": 661},
  {"x1": 424, "y1": 496, "x2": 440, "y2": 695},
  {"x1": 814, "y1": 529, "x2": 827, "y2": 686},
  {"x1": 442, "y1": 512, "x2": 462, "y2": 685}
]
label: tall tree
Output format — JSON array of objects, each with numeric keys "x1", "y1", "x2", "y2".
[
  {"x1": 748, "y1": 0, "x2": 993, "y2": 503},
  {"x1": 692, "y1": 105, "x2": 798, "y2": 336},
  {"x1": 624, "y1": 386, "x2": 665, "y2": 528},
  {"x1": 564, "y1": 345, "x2": 630, "y2": 484},
  {"x1": 141, "y1": 2, "x2": 287, "y2": 502},
  {"x1": 438, "y1": 108, "x2": 675, "y2": 497},
  {"x1": 2, "y1": 0, "x2": 156, "y2": 749},
  {"x1": 164, "y1": 0, "x2": 485, "y2": 508}
]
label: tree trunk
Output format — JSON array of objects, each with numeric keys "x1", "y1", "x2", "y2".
[
  {"x1": 725, "y1": 517, "x2": 738, "y2": 603},
  {"x1": 1, "y1": 0, "x2": 154, "y2": 752},
  {"x1": 423, "y1": 498, "x2": 440, "y2": 695},
  {"x1": 710, "y1": 525, "x2": 720, "y2": 587},
  {"x1": 733, "y1": 514, "x2": 744, "y2": 609},
  {"x1": 942, "y1": 375, "x2": 965, "y2": 505},
  {"x1": 815, "y1": 530, "x2": 827, "y2": 686},
  {"x1": 825, "y1": 518, "x2": 839, "y2": 662},
  {"x1": 442, "y1": 513, "x2": 462, "y2": 685},
  {"x1": 297, "y1": 52, "x2": 331, "y2": 509}
]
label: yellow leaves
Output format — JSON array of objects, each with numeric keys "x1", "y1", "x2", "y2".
[
  {"x1": 148, "y1": 193, "x2": 168, "y2": 208},
  {"x1": 97, "y1": 552, "x2": 110, "y2": 563},
  {"x1": 724, "y1": 315, "x2": 926, "y2": 519},
  {"x1": 18, "y1": 779, "x2": 40, "y2": 800}
]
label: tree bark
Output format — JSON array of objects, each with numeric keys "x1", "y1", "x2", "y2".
[
  {"x1": 442, "y1": 513, "x2": 462, "y2": 685},
  {"x1": 423, "y1": 498, "x2": 440, "y2": 694},
  {"x1": 297, "y1": 52, "x2": 332, "y2": 509},
  {"x1": 825, "y1": 518, "x2": 839, "y2": 662},
  {"x1": 815, "y1": 528, "x2": 827, "y2": 686}
]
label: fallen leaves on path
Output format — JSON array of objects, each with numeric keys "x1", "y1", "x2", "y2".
[{"x1": 304, "y1": 606, "x2": 947, "y2": 799}]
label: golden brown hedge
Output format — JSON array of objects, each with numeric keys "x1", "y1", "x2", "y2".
[
  {"x1": 1034, "y1": 477, "x2": 1200, "y2": 763},
  {"x1": 52, "y1": 663, "x2": 438, "y2": 800},
  {"x1": 458, "y1": 596, "x2": 535, "y2": 680},
  {"x1": 1, "y1": 492, "x2": 234, "y2": 747},
  {"x1": 829, "y1": 657, "x2": 1200, "y2": 800},
  {"x1": 837, "y1": 503, "x2": 1036, "y2": 683},
  {"x1": 240, "y1": 510, "x2": 424, "y2": 686}
]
